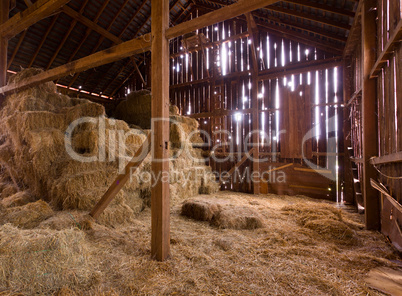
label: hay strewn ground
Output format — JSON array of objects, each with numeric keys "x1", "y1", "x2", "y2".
[{"x1": 0, "y1": 192, "x2": 400, "y2": 295}]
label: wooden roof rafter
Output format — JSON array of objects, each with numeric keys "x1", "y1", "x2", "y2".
[
  {"x1": 200, "y1": 0, "x2": 351, "y2": 31},
  {"x1": 0, "y1": 0, "x2": 71, "y2": 39},
  {"x1": 2, "y1": 0, "x2": 356, "y2": 98},
  {"x1": 195, "y1": 1, "x2": 348, "y2": 44},
  {"x1": 99, "y1": 1, "x2": 195, "y2": 96},
  {"x1": 53, "y1": 0, "x2": 111, "y2": 85},
  {"x1": 1, "y1": 0, "x2": 281, "y2": 96},
  {"x1": 45, "y1": 0, "x2": 90, "y2": 70},
  {"x1": 27, "y1": 14, "x2": 59, "y2": 67},
  {"x1": 65, "y1": 0, "x2": 149, "y2": 90},
  {"x1": 195, "y1": 5, "x2": 344, "y2": 55},
  {"x1": 283, "y1": 0, "x2": 355, "y2": 18},
  {"x1": 7, "y1": 30, "x2": 27, "y2": 69}
]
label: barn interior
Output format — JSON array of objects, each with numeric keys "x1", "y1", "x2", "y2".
[{"x1": 0, "y1": 0, "x2": 402, "y2": 295}]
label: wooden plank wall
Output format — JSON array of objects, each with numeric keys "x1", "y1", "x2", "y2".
[
  {"x1": 375, "y1": 0, "x2": 402, "y2": 203},
  {"x1": 118, "y1": 13, "x2": 344, "y2": 200}
]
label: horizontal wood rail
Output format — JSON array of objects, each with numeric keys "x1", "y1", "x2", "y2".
[
  {"x1": 258, "y1": 57, "x2": 342, "y2": 81},
  {"x1": 90, "y1": 133, "x2": 151, "y2": 219},
  {"x1": 370, "y1": 152, "x2": 402, "y2": 165},
  {"x1": 370, "y1": 19, "x2": 402, "y2": 78},
  {"x1": 350, "y1": 157, "x2": 363, "y2": 164}
]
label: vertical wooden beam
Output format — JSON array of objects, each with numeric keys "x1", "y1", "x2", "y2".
[
  {"x1": 0, "y1": 0, "x2": 9, "y2": 89},
  {"x1": 246, "y1": 13, "x2": 260, "y2": 195},
  {"x1": 362, "y1": 0, "x2": 379, "y2": 230},
  {"x1": 151, "y1": 0, "x2": 170, "y2": 261}
]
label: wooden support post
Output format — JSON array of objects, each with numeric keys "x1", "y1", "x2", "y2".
[
  {"x1": 246, "y1": 13, "x2": 260, "y2": 195},
  {"x1": 0, "y1": 0, "x2": 9, "y2": 106},
  {"x1": 151, "y1": 0, "x2": 170, "y2": 261},
  {"x1": 362, "y1": 0, "x2": 380, "y2": 230}
]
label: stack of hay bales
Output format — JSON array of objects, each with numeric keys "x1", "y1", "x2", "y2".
[{"x1": 0, "y1": 68, "x2": 218, "y2": 227}]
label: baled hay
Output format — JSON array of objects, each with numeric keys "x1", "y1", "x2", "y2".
[
  {"x1": 113, "y1": 90, "x2": 152, "y2": 129},
  {"x1": 0, "y1": 191, "x2": 32, "y2": 208},
  {"x1": 181, "y1": 198, "x2": 264, "y2": 229},
  {"x1": 169, "y1": 104, "x2": 179, "y2": 115},
  {"x1": 1, "y1": 200, "x2": 54, "y2": 229},
  {"x1": 0, "y1": 224, "x2": 98, "y2": 295},
  {"x1": 210, "y1": 206, "x2": 264, "y2": 229},
  {"x1": 0, "y1": 68, "x2": 218, "y2": 227},
  {"x1": 181, "y1": 199, "x2": 220, "y2": 221},
  {"x1": 8, "y1": 68, "x2": 56, "y2": 94},
  {"x1": 64, "y1": 102, "x2": 105, "y2": 124}
]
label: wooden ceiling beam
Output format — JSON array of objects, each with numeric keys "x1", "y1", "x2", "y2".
[
  {"x1": 27, "y1": 14, "x2": 58, "y2": 67},
  {"x1": 110, "y1": 66, "x2": 137, "y2": 97},
  {"x1": 255, "y1": 13, "x2": 347, "y2": 43},
  {"x1": 0, "y1": 0, "x2": 71, "y2": 39},
  {"x1": 53, "y1": 0, "x2": 110, "y2": 85},
  {"x1": 107, "y1": 1, "x2": 192, "y2": 96},
  {"x1": 62, "y1": 5, "x2": 121, "y2": 45},
  {"x1": 46, "y1": 0, "x2": 90, "y2": 69},
  {"x1": 261, "y1": 6, "x2": 351, "y2": 31},
  {"x1": 2, "y1": 0, "x2": 278, "y2": 95},
  {"x1": 100, "y1": 62, "x2": 127, "y2": 94},
  {"x1": 166, "y1": 0, "x2": 280, "y2": 39},
  {"x1": 196, "y1": 2, "x2": 346, "y2": 43},
  {"x1": 202, "y1": 0, "x2": 351, "y2": 30},
  {"x1": 0, "y1": 33, "x2": 150, "y2": 95},
  {"x1": 7, "y1": 30, "x2": 27, "y2": 69},
  {"x1": 63, "y1": 0, "x2": 115, "y2": 65},
  {"x1": 255, "y1": 21, "x2": 343, "y2": 55},
  {"x1": 66, "y1": 0, "x2": 146, "y2": 89},
  {"x1": 23, "y1": 0, "x2": 33, "y2": 7},
  {"x1": 195, "y1": 5, "x2": 344, "y2": 54},
  {"x1": 284, "y1": 0, "x2": 355, "y2": 18}
]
